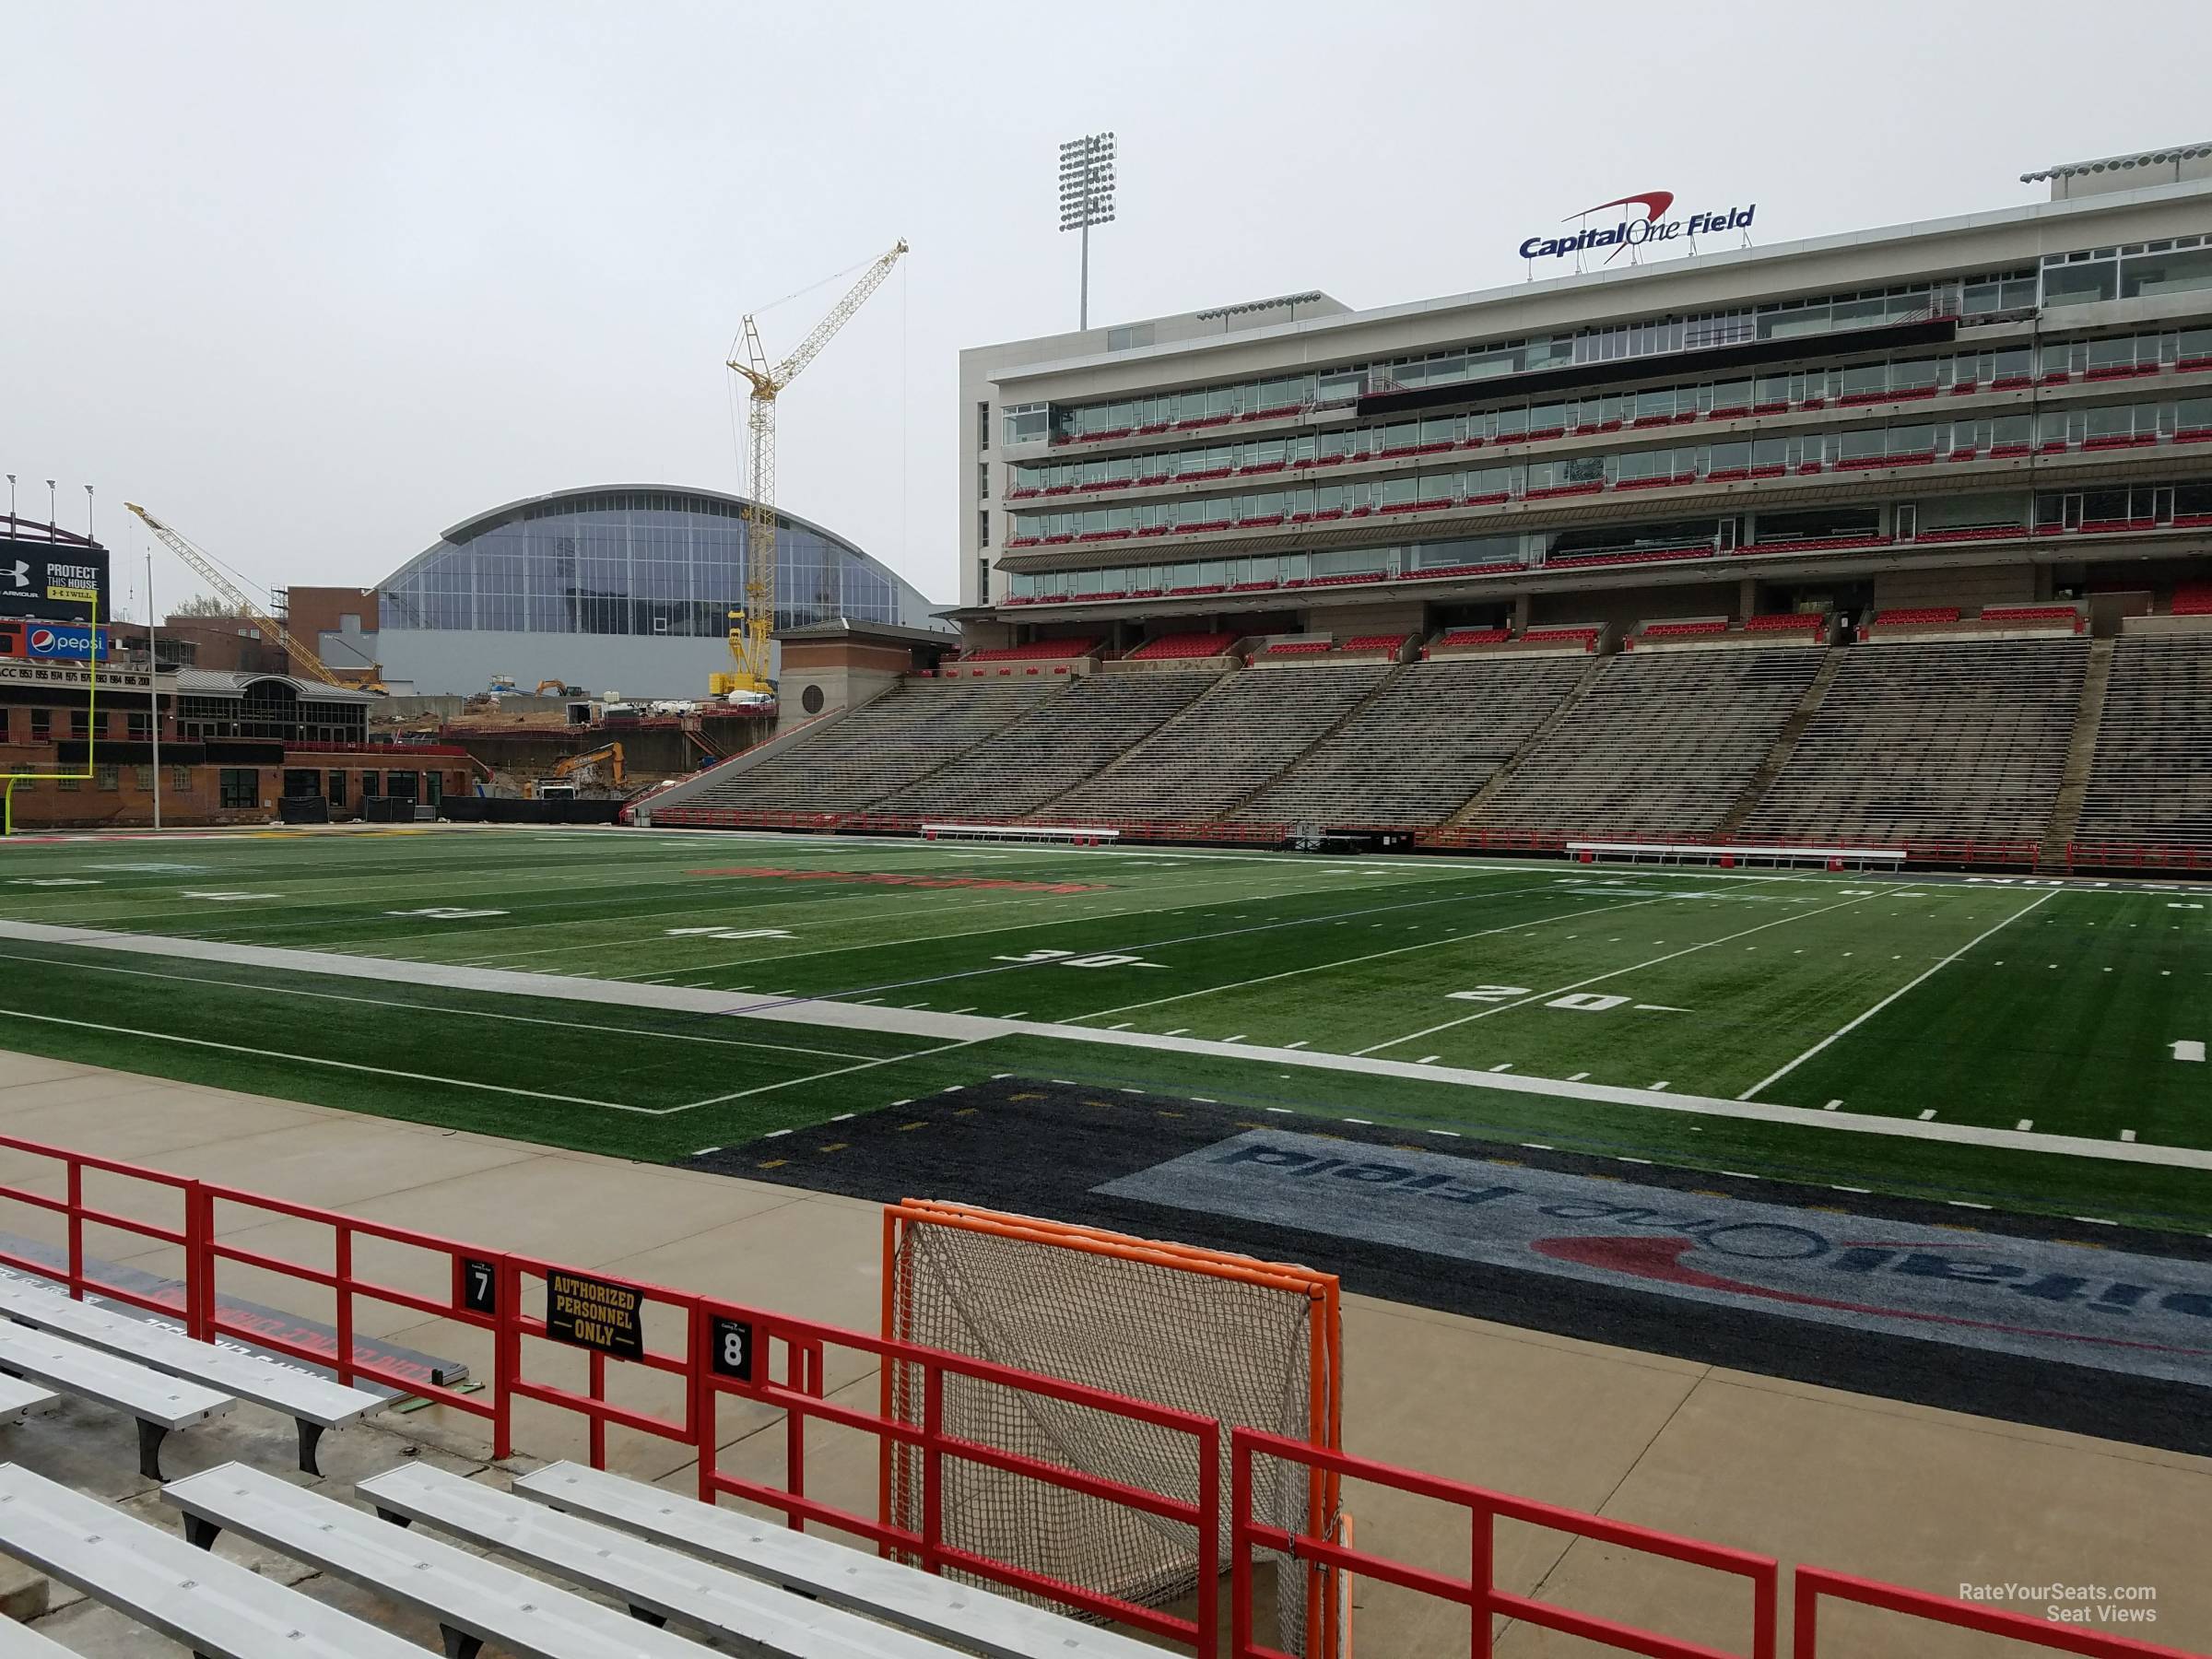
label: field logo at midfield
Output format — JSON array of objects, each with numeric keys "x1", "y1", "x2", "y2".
[
  {"x1": 1102, "y1": 1130, "x2": 2212, "y2": 1387},
  {"x1": 687, "y1": 865, "x2": 1105, "y2": 895}
]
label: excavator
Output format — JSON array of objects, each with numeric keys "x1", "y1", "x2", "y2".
[{"x1": 528, "y1": 742, "x2": 623, "y2": 800}]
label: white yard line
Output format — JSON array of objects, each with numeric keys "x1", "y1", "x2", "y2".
[
  {"x1": 0, "y1": 947, "x2": 883, "y2": 1065},
  {"x1": 6, "y1": 913, "x2": 2207, "y2": 1170},
  {"x1": 1735, "y1": 890, "x2": 2060, "y2": 1101},
  {"x1": 0, "y1": 1008, "x2": 647, "y2": 1112},
  {"x1": 1066, "y1": 893, "x2": 1673, "y2": 1022},
  {"x1": 675, "y1": 1041, "x2": 987, "y2": 1111},
  {"x1": 1354, "y1": 890, "x2": 1884, "y2": 1056}
]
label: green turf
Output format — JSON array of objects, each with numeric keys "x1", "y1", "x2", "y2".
[{"x1": 0, "y1": 825, "x2": 2205, "y2": 1227}]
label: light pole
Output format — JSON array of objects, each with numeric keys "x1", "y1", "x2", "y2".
[
  {"x1": 147, "y1": 547, "x2": 161, "y2": 831},
  {"x1": 1058, "y1": 132, "x2": 1116, "y2": 331},
  {"x1": 85, "y1": 484, "x2": 94, "y2": 544},
  {"x1": 45, "y1": 480, "x2": 55, "y2": 528},
  {"x1": 5, "y1": 475, "x2": 14, "y2": 523}
]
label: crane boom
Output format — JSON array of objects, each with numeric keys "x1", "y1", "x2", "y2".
[
  {"x1": 125, "y1": 502, "x2": 348, "y2": 688},
  {"x1": 718, "y1": 238, "x2": 908, "y2": 695}
]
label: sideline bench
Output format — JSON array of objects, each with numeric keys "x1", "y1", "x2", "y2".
[
  {"x1": 0, "y1": 1462, "x2": 420, "y2": 1658},
  {"x1": 164, "y1": 1463, "x2": 713, "y2": 1659},
  {"x1": 0, "y1": 1324, "x2": 232, "y2": 1480},
  {"x1": 359, "y1": 1464, "x2": 960, "y2": 1657},
  {"x1": 0, "y1": 1276, "x2": 390, "y2": 1475},
  {"x1": 0, "y1": 1613, "x2": 72, "y2": 1655},
  {"x1": 516, "y1": 1460, "x2": 1165, "y2": 1659}
]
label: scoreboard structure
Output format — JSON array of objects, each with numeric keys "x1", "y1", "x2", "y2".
[{"x1": 0, "y1": 524, "x2": 109, "y2": 626}]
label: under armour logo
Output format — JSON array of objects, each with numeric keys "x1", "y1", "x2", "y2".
[{"x1": 0, "y1": 562, "x2": 26, "y2": 589}]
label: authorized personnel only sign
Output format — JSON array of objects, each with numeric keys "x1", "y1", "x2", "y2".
[{"x1": 545, "y1": 1268, "x2": 645, "y2": 1359}]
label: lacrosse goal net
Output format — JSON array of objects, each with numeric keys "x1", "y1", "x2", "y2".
[{"x1": 882, "y1": 1198, "x2": 1345, "y2": 1655}]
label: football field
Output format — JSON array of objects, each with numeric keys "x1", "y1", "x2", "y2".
[{"x1": 0, "y1": 824, "x2": 2207, "y2": 1230}]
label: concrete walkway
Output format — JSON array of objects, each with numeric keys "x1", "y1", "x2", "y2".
[{"x1": 0, "y1": 1050, "x2": 2203, "y2": 1656}]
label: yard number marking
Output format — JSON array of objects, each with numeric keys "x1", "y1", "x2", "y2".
[
  {"x1": 994, "y1": 947, "x2": 1164, "y2": 970},
  {"x1": 387, "y1": 908, "x2": 511, "y2": 920},
  {"x1": 1447, "y1": 985, "x2": 1532, "y2": 1003}
]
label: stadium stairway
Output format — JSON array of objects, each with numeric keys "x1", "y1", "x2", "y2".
[
  {"x1": 2038, "y1": 635, "x2": 2116, "y2": 869},
  {"x1": 1441, "y1": 653, "x2": 1610, "y2": 825},
  {"x1": 1714, "y1": 646, "x2": 1845, "y2": 837}
]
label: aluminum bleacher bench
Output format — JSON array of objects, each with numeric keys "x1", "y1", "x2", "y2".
[
  {"x1": 359, "y1": 1463, "x2": 962, "y2": 1657},
  {"x1": 0, "y1": 1462, "x2": 421, "y2": 1658},
  {"x1": 0, "y1": 1324, "x2": 231, "y2": 1481},
  {"x1": 0, "y1": 1376, "x2": 54, "y2": 1428},
  {"x1": 516, "y1": 1459, "x2": 1164, "y2": 1659},
  {"x1": 164, "y1": 1462, "x2": 718, "y2": 1659},
  {"x1": 0, "y1": 1609, "x2": 74, "y2": 1655},
  {"x1": 0, "y1": 1277, "x2": 389, "y2": 1476}
]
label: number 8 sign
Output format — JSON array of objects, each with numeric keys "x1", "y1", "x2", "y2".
[{"x1": 711, "y1": 1315, "x2": 754, "y2": 1382}]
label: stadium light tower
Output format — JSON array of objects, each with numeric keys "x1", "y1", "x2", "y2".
[{"x1": 1058, "y1": 131, "x2": 1116, "y2": 331}]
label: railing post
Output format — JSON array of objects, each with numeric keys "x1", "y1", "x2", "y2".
[
  {"x1": 184, "y1": 1182, "x2": 214, "y2": 1340},
  {"x1": 1194, "y1": 1418, "x2": 1218, "y2": 1659},
  {"x1": 1471, "y1": 1505, "x2": 1494, "y2": 1659},
  {"x1": 65, "y1": 1161, "x2": 83, "y2": 1301},
  {"x1": 1230, "y1": 1431, "x2": 1253, "y2": 1659},
  {"x1": 492, "y1": 1256, "x2": 520, "y2": 1462},
  {"x1": 334, "y1": 1225, "x2": 354, "y2": 1388},
  {"x1": 588, "y1": 1347, "x2": 606, "y2": 1470},
  {"x1": 1791, "y1": 1571, "x2": 1818, "y2": 1659},
  {"x1": 920, "y1": 1367, "x2": 945, "y2": 1576},
  {"x1": 1753, "y1": 1560, "x2": 1779, "y2": 1659},
  {"x1": 689, "y1": 1305, "x2": 715, "y2": 1506},
  {"x1": 784, "y1": 1332, "x2": 807, "y2": 1527}
]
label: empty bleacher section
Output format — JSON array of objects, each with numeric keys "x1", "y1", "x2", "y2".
[
  {"x1": 1046, "y1": 663, "x2": 1394, "y2": 822},
  {"x1": 873, "y1": 671, "x2": 1224, "y2": 818},
  {"x1": 1736, "y1": 637, "x2": 2088, "y2": 849},
  {"x1": 674, "y1": 678, "x2": 1056, "y2": 813},
  {"x1": 1234, "y1": 655, "x2": 1589, "y2": 827},
  {"x1": 2073, "y1": 634, "x2": 2212, "y2": 853},
  {"x1": 1125, "y1": 630, "x2": 1240, "y2": 660},
  {"x1": 1467, "y1": 645, "x2": 1828, "y2": 837}
]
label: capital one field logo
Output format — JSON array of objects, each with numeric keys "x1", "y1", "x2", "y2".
[{"x1": 1518, "y1": 190, "x2": 1756, "y2": 264}]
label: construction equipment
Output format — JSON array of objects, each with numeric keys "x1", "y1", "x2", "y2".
[
  {"x1": 535, "y1": 680, "x2": 576, "y2": 697},
  {"x1": 126, "y1": 503, "x2": 359, "y2": 692},
  {"x1": 718, "y1": 238, "x2": 909, "y2": 699},
  {"x1": 530, "y1": 741, "x2": 625, "y2": 799}
]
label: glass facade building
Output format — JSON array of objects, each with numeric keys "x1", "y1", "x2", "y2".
[{"x1": 379, "y1": 488, "x2": 941, "y2": 641}]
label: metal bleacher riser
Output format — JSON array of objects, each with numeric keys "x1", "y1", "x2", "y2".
[
  {"x1": 682, "y1": 678, "x2": 1060, "y2": 813},
  {"x1": 1470, "y1": 644, "x2": 1828, "y2": 837},
  {"x1": 1048, "y1": 662, "x2": 1394, "y2": 821},
  {"x1": 875, "y1": 669, "x2": 1223, "y2": 818},
  {"x1": 1740, "y1": 636, "x2": 2089, "y2": 845},
  {"x1": 1235, "y1": 654, "x2": 1589, "y2": 827},
  {"x1": 2075, "y1": 633, "x2": 2212, "y2": 849}
]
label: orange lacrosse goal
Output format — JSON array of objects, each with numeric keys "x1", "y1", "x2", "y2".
[{"x1": 882, "y1": 1198, "x2": 1346, "y2": 1655}]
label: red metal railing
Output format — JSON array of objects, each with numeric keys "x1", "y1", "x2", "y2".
[
  {"x1": 1231, "y1": 1429, "x2": 1778, "y2": 1659},
  {"x1": 2068, "y1": 841, "x2": 2212, "y2": 874},
  {"x1": 0, "y1": 1132, "x2": 1220, "y2": 1655},
  {"x1": 1793, "y1": 1567, "x2": 2194, "y2": 1657}
]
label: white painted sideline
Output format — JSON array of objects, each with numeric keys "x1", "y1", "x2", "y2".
[{"x1": 0, "y1": 918, "x2": 2206, "y2": 1172}]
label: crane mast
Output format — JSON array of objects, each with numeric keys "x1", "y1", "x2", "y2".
[
  {"x1": 125, "y1": 502, "x2": 349, "y2": 688},
  {"x1": 718, "y1": 238, "x2": 908, "y2": 697}
]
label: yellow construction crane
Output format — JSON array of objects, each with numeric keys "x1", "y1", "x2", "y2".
[
  {"x1": 716, "y1": 238, "x2": 909, "y2": 698},
  {"x1": 125, "y1": 502, "x2": 352, "y2": 690}
]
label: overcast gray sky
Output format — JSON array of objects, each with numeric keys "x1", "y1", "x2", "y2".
[{"x1": 6, "y1": 0, "x2": 2209, "y2": 618}]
